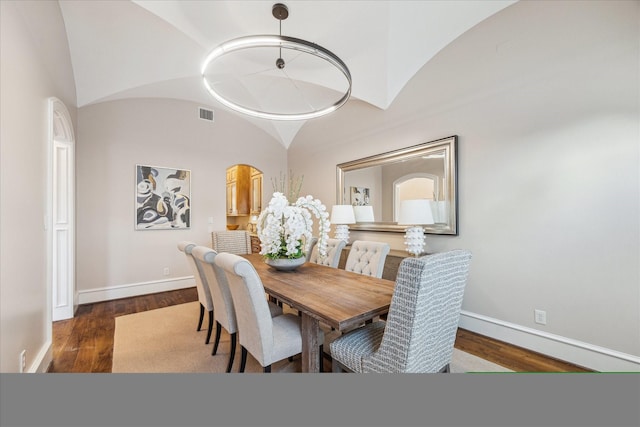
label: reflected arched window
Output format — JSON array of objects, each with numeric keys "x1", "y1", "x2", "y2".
[{"x1": 393, "y1": 173, "x2": 438, "y2": 222}]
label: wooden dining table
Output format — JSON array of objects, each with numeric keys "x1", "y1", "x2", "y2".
[{"x1": 242, "y1": 253, "x2": 396, "y2": 373}]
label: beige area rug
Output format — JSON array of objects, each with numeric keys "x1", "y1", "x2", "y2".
[{"x1": 112, "y1": 301, "x2": 512, "y2": 373}]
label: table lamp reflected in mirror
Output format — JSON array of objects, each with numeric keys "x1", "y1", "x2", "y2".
[{"x1": 353, "y1": 205, "x2": 374, "y2": 223}]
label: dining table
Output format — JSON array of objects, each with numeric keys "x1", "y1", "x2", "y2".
[{"x1": 242, "y1": 253, "x2": 396, "y2": 373}]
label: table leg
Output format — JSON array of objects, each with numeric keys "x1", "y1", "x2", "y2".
[{"x1": 300, "y1": 313, "x2": 320, "y2": 373}]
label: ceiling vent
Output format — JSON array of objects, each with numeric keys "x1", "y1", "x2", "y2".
[{"x1": 199, "y1": 107, "x2": 214, "y2": 122}]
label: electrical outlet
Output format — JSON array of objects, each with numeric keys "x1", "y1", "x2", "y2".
[
  {"x1": 534, "y1": 309, "x2": 547, "y2": 325},
  {"x1": 163, "y1": 267, "x2": 170, "y2": 276},
  {"x1": 19, "y1": 350, "x2": 26, "y2": 373}
]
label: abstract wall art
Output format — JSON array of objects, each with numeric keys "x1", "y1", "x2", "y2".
[
  {"x1": 136, "y1": 165, "x2": 191, "y2": 230},
  {"x1": 350, "y1": 186, "x2": 370, "y2": 206}
]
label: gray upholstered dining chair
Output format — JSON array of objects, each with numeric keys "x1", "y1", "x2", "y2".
[
  {"x1": 309, "y1": 238, "x2": 346, "y2": 268},
  {"x1": 344, "y1": 240, "x2": 390, "y2": 278},
  {"x1": 177, "y1": 241, "x2": 215, "y2": 344},
  {"x1": 192, "y1": 246, "x2": 283, "y2": 372},
  {"x1": 330, "y1": 249, "x2": 472, "y2": 373},
  {"x1": 214, "y1": 252, "x2": 325, "y2": 373},
  {"x1": 211, "y1": 230, "x2": 252, "y2": 254}
]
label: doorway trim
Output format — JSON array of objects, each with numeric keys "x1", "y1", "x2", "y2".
[{"x1": 48, "y1": 97, "x2": 75, "y2": 321}]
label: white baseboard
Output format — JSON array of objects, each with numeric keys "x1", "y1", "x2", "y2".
[
  {"x1": 28, "y1": 339, "x2": 52, "y2": 373},
  {"x1": 459, "y1": 310, "x2": 640, "y2": 372},
  {"x1": 78, "y1": 276, "x2": 195, "y2": 305}
]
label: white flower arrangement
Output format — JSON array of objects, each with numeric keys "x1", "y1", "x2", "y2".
[{"x1": 257, "y1": 192, "x2": 331, "y2": 260}]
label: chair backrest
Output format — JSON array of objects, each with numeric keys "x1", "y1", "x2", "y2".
[
  {"x1": 309, "y1": 238, "x2": 346, "y2": 268},
  {"x1": 304, "y1": 237, "x2": 318, "y2": 262},
  {"x1": 211, "y1": 230, "x2": 252, "y2": 255},
  {"x1": 177, "y1": 241, "x2": 213, "y2": 311},
  {"x1": 214, "y1": 252, "x2": 274, "y2": 365},
  {"x1": 344, "y1": 240, "x2": 390, "y2": 278},
  {"x1": 364, "y1": 250, "x2": 472, "y2": 373},
  {"x1": 192, "y1": 246, "x2": 237, "y2": 334}
]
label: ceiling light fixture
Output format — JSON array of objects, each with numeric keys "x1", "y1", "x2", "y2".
[{"x1": 201, "y1": 3, "x2": 352, "y2": 121}]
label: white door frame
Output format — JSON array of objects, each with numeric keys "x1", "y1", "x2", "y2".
[{"x1": 48, "y1": 98, "x2": 75, "y2": 321}]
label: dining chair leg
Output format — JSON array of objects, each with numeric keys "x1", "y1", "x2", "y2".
[
  {"x1": 263, "y1": 365, "x2": 271, "y2": 373},
  {"x1": 211, "y1": 321, "x2": 222, "y2": 355},
  {"x1": 319, "y1": 345, "x2": 324, "y2": 373},
  {"x1": 226, "y1": 333, "x2": 237, "y2": 373},
  {"x1": 205, "y1": 310, "x2": 214, "y2": 344},
  {"x1": 239, "y1": 346, "x2": 248, "y2": 373},
  {"x1": 197, "y1": 303, "x2": 205, "y2": 331}
]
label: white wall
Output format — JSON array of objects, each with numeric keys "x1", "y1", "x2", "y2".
[
  {"x1": 288, "y1": 0, "x2": 639, "y2": 370},
  {"x1": 0, "y1": 1, "x2": 77, "y2": 372},
  {"x1": 75, "y1": 98, "x2": 287, "y2": 303}
]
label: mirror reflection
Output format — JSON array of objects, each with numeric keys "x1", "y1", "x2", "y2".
[{"x1": 336, "y1": 136, "x2": 457, "y2": 235}]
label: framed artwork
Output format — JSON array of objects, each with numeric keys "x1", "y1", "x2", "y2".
[
  {"x1": 136, "y1": 164, "x2": 191, "y2": 230},
  {"x1": 350, "y1": 186, "x2": 370, "y2": 206}
]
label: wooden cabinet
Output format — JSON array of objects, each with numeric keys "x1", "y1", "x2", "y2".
[
  {"x1": 250, "y1": 167, "x2": 262, "y2": 215},
  {"x1": 226, "y1": 165, "x2": 251, "y2": 216},
  {"x1": 226, "y1": 165, "x2": 262, "y2": 217}
]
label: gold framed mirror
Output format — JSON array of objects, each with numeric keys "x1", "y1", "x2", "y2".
[{"x1": 336, "y1": 135, "x2": 458, "y2": 235}]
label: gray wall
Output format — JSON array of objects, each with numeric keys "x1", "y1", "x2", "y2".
[{"x1": 288, "y1": 0, "x2": 639, "y2": 367}]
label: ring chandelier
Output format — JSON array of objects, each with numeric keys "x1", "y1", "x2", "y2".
[{"x1": 201, "y1": 3, "x2": 352, "y2": 121}]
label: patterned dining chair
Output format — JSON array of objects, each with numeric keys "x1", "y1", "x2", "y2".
[
  {"x1": 344, "y1": 240, "x2": 390, "y2": 278},
  {"x1": 330, "y1": 250, "x2": 472, "y2": 373},
  {"x1": 214, "y1": 252, "x2": 325, "y2": 373},
  {"x1": 177, "y1": 241, "x2": 215, "y2": 344},
  {"x1": 322, "y1": 240, "x2": 390, "y2": 360},
  {"x1": 211, "y1": 230, "x2": 252, "y2": 254},
  {"x1": 192, "y1": 246, "x2": 283, "y2": 373}
]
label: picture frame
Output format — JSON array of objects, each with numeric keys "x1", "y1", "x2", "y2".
[
  {"x1": 135, "y1": 164, "x2": 191, "y2": 230},
  {"x1": 350, "y1": 186, "x2": 370, "y2": 206}
]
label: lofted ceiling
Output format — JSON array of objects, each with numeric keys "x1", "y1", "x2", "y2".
[{"x1": 58, "y1": 0, "x2": 516, "y2": 148}]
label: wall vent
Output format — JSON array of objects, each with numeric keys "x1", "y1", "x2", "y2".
[{"x1": 199, "y1": 107, "x2": 214, "y2": 122}]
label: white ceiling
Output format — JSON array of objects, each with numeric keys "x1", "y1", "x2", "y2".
[{"x1": 58, "y1": 0, "x2": 516, "y2": 148}]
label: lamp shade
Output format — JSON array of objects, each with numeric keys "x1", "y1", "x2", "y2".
[
  {"x1": 429, "y1": 201, "x2": 447, "y2": 224},
  {"x1": 331, "y1": 205, "x2": 356, "y2": 224},
  {"x1": 353, "y1": 205, "x2": 374, "y2": 222},
  {"x1": 398, "y1": 199, "x2": 434, "y2": 225}
]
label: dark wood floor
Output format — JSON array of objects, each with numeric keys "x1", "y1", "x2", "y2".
[{"x1": 49, "y1": 287, "x2": 592, "y2": 373}]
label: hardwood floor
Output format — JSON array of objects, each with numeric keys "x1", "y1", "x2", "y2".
[
  {"x1": 50, "y1": 287, "x2": 198, "y2": 373},
  {"x1": 49, "y1": 287, "x2": 591, "y2": 373}
]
